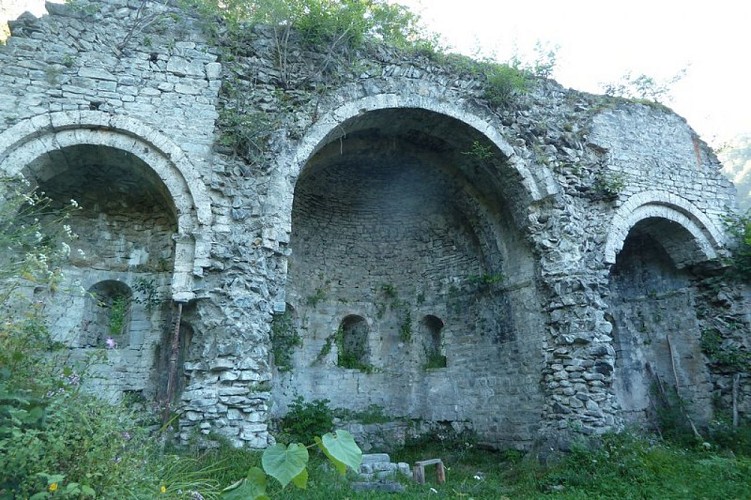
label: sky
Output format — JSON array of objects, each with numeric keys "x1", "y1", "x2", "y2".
[
  {"x1": 2, "y1": 0, "x2": 748, "y2": 147},
  {"x1": 392, "y1": 0, "x2": 749, "y2": 148}
]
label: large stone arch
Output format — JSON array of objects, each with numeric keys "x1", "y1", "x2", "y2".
[
  {"x1": 605, "y1": 190, "x2": 720, "y2": 427},
  {"x1": 604, "y1": 190, "x2": 725, "y2": 268},
  {"x1": 288, "y1": 94, "x2": 557, "y2": 206},
  {"x1": 274, "y1": 94, "x2": 549, "y2": 449},
  {"x1": 0, "y1": 111, "x2": 212, "y2": 300}
]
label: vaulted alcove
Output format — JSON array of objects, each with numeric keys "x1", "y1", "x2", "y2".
[
  {"x1": 275, "y1": 106, "x2": 547, "y2": 447},
  {"x1": 17, "y1": 143, "x2": 178, "y2": 401},
  {"x1": 609, "y1": 218, "x2": 714, "y2": 428}
]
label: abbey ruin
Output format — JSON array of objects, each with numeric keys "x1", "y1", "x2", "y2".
[{"x1": 1, "y1": 0, "x2": 748, "y2": 451}]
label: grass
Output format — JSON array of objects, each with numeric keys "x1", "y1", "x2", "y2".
[{"x1": 180, "y1": 430, "x2": 751, "y2": 499}]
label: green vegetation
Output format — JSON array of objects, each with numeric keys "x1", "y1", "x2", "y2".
[
  {"x1": 377, "y1": 283, "x2": 413, "y2": 343},
  {"x1": 305, "y1": 287, "x2": 327, "y2": 307},
  {"x1": 725, "y1": 210, "x2": 751, "y2": 283},
  {"x1": 170, "y1": 427, "x2": 751, "y2": 499},
  {"x1": 601, "y1": 69, "x2": 686, "y2": 105},
  {"x1": 423, "y1": 351, "x2": 447, "y2": 370},
  {"x1": 133, "y1": 276, "x2": 163, "y2": 311},
  {"x1": 0, "y1": 180, "x2": 218, "y2": 499},
  {"x1": 592, "y1": 170, "x2": 627, "y2": 201},
  {"x1": 468, "y1": 273, "x2": 505, "y2": 287},
  {"x1": 399, "y1": 309, "x2": 412, "y2": 342},
  {"x1": 462, "y1": 140, "x2": 495, "y2": 160},
  {"x1": 483, "y1": 62, "x2": 530, "y2": 108},
  {"x1": 334, "y1": 325, "x2": 374, "y2": 372},
  {"x1": 270, "y1": 310, "x2": 302, "y2": 372},
  {"x1": 333, "y1": 403, "x2": 392, "y2": 425},
  {"x1": 278, "y1": 396, "x2": 334, "y2": 444},
  {"x1": 107, "y1": 294, "x2": 130, "y2": 335},
  {"x1": 701, "y1": 327, "x2": 751, "y2": 372}
]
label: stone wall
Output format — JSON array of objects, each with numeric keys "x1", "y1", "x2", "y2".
[{"x1": 0, "y1": 0, "x2": 747, "y2": 450}]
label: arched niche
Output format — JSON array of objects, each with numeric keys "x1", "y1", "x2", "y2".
[
  {"x1": 338, "y1": 315, "x2": 370, "y2": 370},
  {"x1": 420, "y1": 315, "x2": 446, "y2": 369},
  {"x1": 0, "y1": 111, "x2": 213, "y2": 300},
  {"x1": 275, "y1": 104, "x2": 548, "y2": 449},
  {"x1": 0, "y1": 112, "x2": 209, "y2": 404},
  {"x1": 608, "y1": 218, "x2": 714, "y2": 428},
  {"x1": 82, "y1": 280, "x2": 133, "y2": 348}
]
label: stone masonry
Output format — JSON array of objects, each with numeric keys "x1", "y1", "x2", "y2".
[{"x1": 0, "y1": 0, "x2": 748, "y2": 450}]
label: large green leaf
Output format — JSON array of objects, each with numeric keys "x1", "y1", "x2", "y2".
[
  {"x1": 262, "y1": 442, "x2": 309, "y2": 488},
  {"x1": 317, "y1": 430, "x2": 362, "y2": 475},
  {"x1": 221, "y1": 467, "x2": 268, "y2": 500},
  {"x1": 291, "y1": 467, "x2": 308, "y2": 489}
]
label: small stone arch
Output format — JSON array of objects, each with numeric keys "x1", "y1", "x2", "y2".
[
  {"x1": 0, "y1": 111, "x2": 212, "y2": 300},
  {"x1": 420, "y1": 314, "x2": 446, "y2": 369},
  {"x1": 604, "y1": 190, "x2": 725, "y2": 268},
  {"x1": 82, "y1": 280, "x2": 133, "y2": 348},
  {"x1": 337, "y1": 314, "x2": 370, "y2": 370}
]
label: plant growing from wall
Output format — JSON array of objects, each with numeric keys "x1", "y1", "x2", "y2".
[
  {"x1": 468, "y1": 273, "x2": 505, "y2": 293},
  {"x1": 483, "y1": 62, "x2": 530, "y2": 108},
  {"x1": 333, "y1": 324, "x2": 373, "y2": 372},
  {"x1": 107, "y1": 295, "x2": 131, "y2": 336},
  {"x1": 399, "y1": 309, "x2": 412, "y2": 343},
  {"x1": 376, "y1": 284, "x2": 414, "y2": 343},
  {"x1": 424, "y1": 351, "x2": 447, "y2": 370},
  {"x1": 271, "y1": 310, "x2": 301, "y2": 372},
  {"x1": 462, "y1": 140, "x2": 495, "y2": 161},
  {"x1": 592, "y1": 170, "x2": 626, "y2": 201},
  {"x1": 601, "y1": 68, "x2": 685, "y2": 105},
  {"x1": 333, "y1": 403, "x2": 392, "y2": 425},
  {"x1": 217, "y1": 90, "x2": 275, "y2": 166},
  {"x1": 700, "y1": 327, "x2": 751, "y2": 372},
  {"x1": 305, "y1": 287, "x2": 327, "y2": 307},
  {"x1": 132, "y1": 277, "x2": 162, "y2": 311}
]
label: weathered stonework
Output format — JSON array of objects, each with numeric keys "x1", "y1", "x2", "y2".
[{"x1": 1, "y1": 0, "x2": 747, "y2": 450}]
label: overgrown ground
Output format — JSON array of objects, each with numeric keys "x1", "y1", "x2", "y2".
[{"x1": 178, "y1": 428, "x2": 751, "y2": 499}]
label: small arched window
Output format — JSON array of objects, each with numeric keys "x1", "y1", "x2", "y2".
[
  {"x1": 421, "y1": 315, "x2": 446, "y2": 369},
  {"x1": 82, "y1": 280, "x2": 132, "y2": 348},
  {"x1": 337, "y1": 315, "x2": 370, "y2": 370}
]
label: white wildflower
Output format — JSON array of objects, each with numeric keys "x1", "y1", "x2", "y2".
[
  {"x1": 63, "y1": 224, "x2": 74, "y2": 238},
  {"x1": 60, "y1": 241, "x2": 70, "y2": 256},
  {"x1": 77, "y1": 248, "x2": 86, "y2": 258},
  {"x1": 70, "y1": 199, "x2": 79, "y2": 208}
]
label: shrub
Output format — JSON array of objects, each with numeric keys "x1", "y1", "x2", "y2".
[
  {"x1": 483, "y1": 62, "x2": 529, "y2": 108},
  {"x1": 279, "y1": 397, "x2": 334, "y2": 444}
]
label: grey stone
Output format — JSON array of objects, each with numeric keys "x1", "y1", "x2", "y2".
[{"x1": 0, "y1": 0, "x2": 741, "y2": 453}]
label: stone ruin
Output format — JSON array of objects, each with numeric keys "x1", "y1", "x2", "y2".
[{"x1": 1, "y1": 0, "x2": 749, "y2": 451}]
